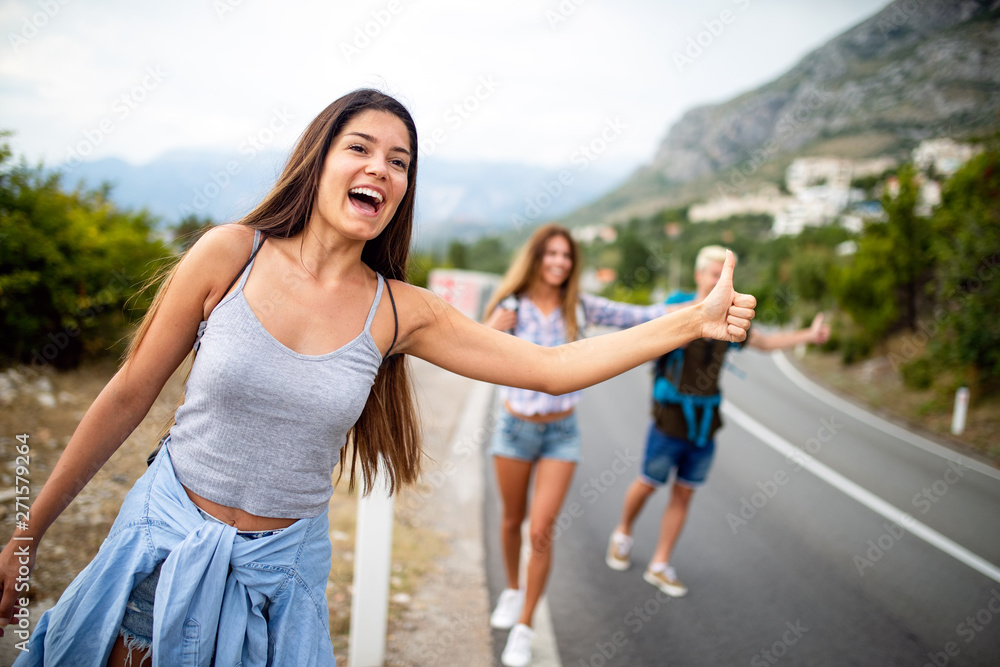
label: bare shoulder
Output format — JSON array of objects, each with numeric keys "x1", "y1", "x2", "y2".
[
  {"x1": 382, "y1": 280, "x2": 454, "y2": 350},
  {"x1": 177, "y1": 224, "x2": 258, "y2": 315},
  {"x1": 185, "y1": 224, "x2": 256, "y2": 269},
  {"x1": 387, "y1": 280, "x2": 448, "y2": 318}
]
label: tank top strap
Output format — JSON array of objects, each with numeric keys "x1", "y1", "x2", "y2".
[
  {"x1": 233, "y1": 229, "x2": 264, "y2": 294},
  {"x1": 363, "y1": 273, "x2": 385, "y2": 333}
]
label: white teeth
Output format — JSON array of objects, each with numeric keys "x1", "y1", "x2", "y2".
[{"x1": 349, "y1": 187, "x2": 384, "y2": 204}]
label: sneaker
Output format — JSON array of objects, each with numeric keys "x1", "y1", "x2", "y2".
[
  {"x1": 501, "y1": 623, "x2": 535, "y2": 667},
  {"x1": 606, "y1": 532, "x2": 633, "y2": 571},
  {"x1": 643, "y1": 564, "x2": 688, "y2": 597},
  {"x1": 490, "y1": 588, "x2": 525, "y2": 630}
]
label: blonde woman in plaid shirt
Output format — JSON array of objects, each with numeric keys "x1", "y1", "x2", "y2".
[{"x1": 483, "y1": 223, "x2": 676, "y2": 667}]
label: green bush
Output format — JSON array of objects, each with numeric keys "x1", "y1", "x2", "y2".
[
  {"x1": 0, "y1": 139, "x2": 171, "y2": 368},
  {"x1": 840, "y1": 336, "x2": 872, "y2": 366},
  {"x1": 900, "y1": 356, "x2": 934, "y2": 390}
]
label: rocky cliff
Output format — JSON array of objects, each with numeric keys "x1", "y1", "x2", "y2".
[{"x1": 573, "y1": 0, "x2": 1000, "y2": 224}]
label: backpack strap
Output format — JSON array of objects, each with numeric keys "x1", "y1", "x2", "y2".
[
  {"x1": 383, "y1": 277, "x2": 399, "y2": 359},
  {"x1": 652, "y1": 347, "x2": 720, "y2": 447}
]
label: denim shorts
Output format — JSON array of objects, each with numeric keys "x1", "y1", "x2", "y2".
[
  {"x1": 119, "y1": 507, "x2": 284, "y2": 652},
  {"x1": 640, "y1": 423, "x2": 716, "y2": 487},
  {"x1": 490, "y1": 410, "x2": 582, "y2": 463}
]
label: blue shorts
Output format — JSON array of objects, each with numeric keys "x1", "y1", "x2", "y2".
[
  {"x1": 119, "y1": 507, "x2": 284, "y2": 652},
  {"x1": 490, "y1": 410, "x2": 582, "y2": 463},
  {"x1": 640, "y1": 423, "x2": 715, "y2": 488}
]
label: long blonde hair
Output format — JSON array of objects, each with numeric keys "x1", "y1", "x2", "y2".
[
  {"x1": 125, "y1": 89, "x2": 421, "y2": 496},
  {"x1": 484, "y1": 223, "x2": 584, "y2": 340}
]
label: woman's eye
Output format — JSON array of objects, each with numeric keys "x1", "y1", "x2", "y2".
[
  {"x1": 390, "y1": 159, "x2": 408, "y2": 170},
  {"x1": 348, "y1": 144, "x2": 366, "y2": 153}
]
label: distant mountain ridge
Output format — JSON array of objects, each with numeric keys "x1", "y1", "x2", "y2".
[
  {"x1": 568, "y1": 0, "x2": 1000, "y2": 225},
  {"x1": 63, "y1": 151, "x2": 631, "y2": 249}
]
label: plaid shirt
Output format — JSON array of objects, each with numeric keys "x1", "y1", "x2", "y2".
[{"x1": 500, "y1": 293, "x2": 668, "y2": 416}]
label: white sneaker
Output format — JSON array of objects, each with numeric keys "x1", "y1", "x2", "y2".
[
  {"x1": 606, "y1": 531, "x2": 633, "y2": 571},
  {"x1": 643, "y1": 564, "x2": 688, "y2": 597},
  {"x1": 501, "y1": 623, "x2": 535, "y2": 667},
  {"x1": 490, "y1": 588, "x2": 525, "y2": 630}
]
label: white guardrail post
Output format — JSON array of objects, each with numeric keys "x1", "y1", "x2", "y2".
[
  {"x1": 349, "y1": 468, "x2": 394, "y2": 667},
  {"x1": 951, "y1": 386, "x2": 970, "y2": 435}
]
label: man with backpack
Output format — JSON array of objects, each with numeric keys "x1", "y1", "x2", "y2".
[{"x1": 605, "y1": 245, "x2": 830, "y2": 596}]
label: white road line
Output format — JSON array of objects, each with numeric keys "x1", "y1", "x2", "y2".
[
  {"x1": 722, "y1": 400, "x2": 1000, "y2": 585},
  {"x1": 770, "y1": 351, "x2": 1000, "y2": 481}
]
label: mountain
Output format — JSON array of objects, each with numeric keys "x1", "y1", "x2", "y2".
[
  {"x1": 567, "y1": 0, "x2": 1000, "y2": 226},
  {"x1": 61, "y1": 150, "x2": 631, "y2": 249},
  {"x1": 61, "y1": 148, "x2": 288, "y2": 228}
]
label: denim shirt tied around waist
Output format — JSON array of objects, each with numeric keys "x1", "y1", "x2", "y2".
[{"x1": 15, "y1": 444, "x2": 335, "y2": 667}]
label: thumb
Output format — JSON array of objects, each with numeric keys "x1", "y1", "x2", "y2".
[
  {"x1": 718, "y1": 249, "x2": 736, "y2": 290},
  {"x1": 813, "y1": 312, "x2": 825, "y2": 329}
]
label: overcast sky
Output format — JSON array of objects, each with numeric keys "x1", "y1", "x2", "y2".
[{"x1": 1, "y1": 0, "x2": 892, "y2": 173}]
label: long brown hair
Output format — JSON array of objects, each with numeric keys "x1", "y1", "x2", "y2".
[
  {"x1": 483, "y1": 223, "x2": 583, "y2": 340},
  {"x1": 126, "y1": 89, "x2": 421, "y2": 495}
]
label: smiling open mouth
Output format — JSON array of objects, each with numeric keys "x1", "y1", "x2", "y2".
[{"x1": 349, "y1": 187, "x2": 385, "y2": 214}]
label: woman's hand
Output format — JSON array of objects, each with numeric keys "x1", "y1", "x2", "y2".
[
  {"x1": 698, "y1": 250, "x2": 756, "y2": 342},
  {"x1": 484, "y1": 307, "x2": 517, "y2": 332},
  {"x1": 0, "y1": 538, "x2": 34, "y2": 636}
]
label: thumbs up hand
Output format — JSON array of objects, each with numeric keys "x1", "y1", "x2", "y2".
[{"x1": 699, "y1": 249, "x2": 756, "y2": 342}]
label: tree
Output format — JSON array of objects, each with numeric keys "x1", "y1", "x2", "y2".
[
  {"x1": 0, "y1": 139, "x2": 170, "y2": 368},
  {"x1": 172, "y1": 214, "x2": 214, "y2": 251},
  {"x1": 832, "y1": 164, "x2": 935, "y2": 342},
  {"x1": 928, "y1": 149, "x2": 1000, "y2": 390},
  {"x1": 882, "y1": 165, "x2": 936, "y2": 332},
  {"x1": 614, "y1": 219, "x2": 656, "y2": 290},
  {"x1": 446, "y1": 240, "x2": 468, "y2": 269}
]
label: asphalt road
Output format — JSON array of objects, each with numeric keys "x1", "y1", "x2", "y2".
[{"x1": 484, "y1": 350, "x2": 1000, "y2": 667}]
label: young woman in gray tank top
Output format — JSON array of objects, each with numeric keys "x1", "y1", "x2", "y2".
[{"x1": 0, "y1": 89, "x2": 757, "y2": 667}]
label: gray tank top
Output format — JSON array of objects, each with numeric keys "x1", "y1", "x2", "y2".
[{"x1": 167, "y1": 230, "x2": 385, "y2": 518}]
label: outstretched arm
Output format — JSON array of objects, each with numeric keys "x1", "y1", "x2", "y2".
[
  {"x1": 0, "y1": 225, "x2": 255, "y2": 629},
  {"x1": 396, "y1": 250, "x2": 755, "y2": 394},
  {"x1": 746, "y1": 312, "x2": 830, "y2": 351}
]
